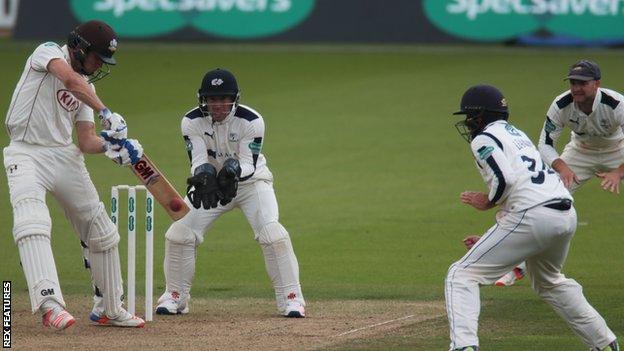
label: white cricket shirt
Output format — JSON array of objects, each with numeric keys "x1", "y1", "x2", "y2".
[
  {"x1": 472, "y1": 121, "x2": 571, "y2": 212},
  {"x1": 181, "y1": 104, "x2": 271, "y2": 182},
  {"x1": 538, "y1": 88, "x2": 624, "y2": 165},
  {"x1": 5, "y1": 42, "x2": 94, "y2": 147}
]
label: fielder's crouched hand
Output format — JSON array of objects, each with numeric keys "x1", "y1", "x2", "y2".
[{"x1": 104, "y1": 138, "x2": 143, "y2": 166}]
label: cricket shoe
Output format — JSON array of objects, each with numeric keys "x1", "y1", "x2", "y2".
[
  {"x1": 90, "y1": 308, "x2": 145, "y2": 328},
  {"x1": 454, "y1": 347, "x2": 478, "y2": 351},
  {"x1": 155, "y1": 291, "x2": 190, "y2": 315},
  {"x1": 88, "y1": 294, "x2": 105, "y2": 322},
  {"x1": 495, "y1": 266, "x2": 525, "y2": 287},
  {"x1": 599, "y1": 340, "x2": 620, "y2": 351},
  {"x1": 42, "y1": 307, "x2": 76, "y2": 330},
  {"x1": 284, "y1": 300, "x2": 305, "y2": 318}
]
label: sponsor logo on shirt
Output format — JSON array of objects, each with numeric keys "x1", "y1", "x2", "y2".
[
  {"x1": 545, "y1": 118, "x2": 556, "y2": 132},
  {"x1": 478, "y1": 146, "x2": 494, "y2": 160},
  {"x1": 56, "y1": 89, "x2": 80, "y2": 112}
]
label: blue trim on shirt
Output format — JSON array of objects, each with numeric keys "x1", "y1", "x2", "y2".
[
  {"x1": 234, "y1": 105, "x2": 259, "y2": 122},
  {"x1": 556, "y1": 93, "x2": 573, "y2": 109},
  {"x1": 184, "y1": 107, "x2": 204, "y2": 120},
  {"x1": 480, "y1": 132, "x2": 503, "y2": 150},
  {"x1": 486, "y1": 155, "x2": 506, "y2": 204},
  {"x1": 600, "y1": 92, "x2": 620, "y2": 110}
]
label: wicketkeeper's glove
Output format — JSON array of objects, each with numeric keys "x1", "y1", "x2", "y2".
[
  {"x1": 217, "y1": 158, "x2": 241, "y2": 206},
  {"x1": 187, "y1": 163, "x2": 220, "y2": 210}
]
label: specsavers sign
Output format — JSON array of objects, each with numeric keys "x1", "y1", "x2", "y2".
[
  {"x1": 71, "y1": 0, "x2": 315, "y2": 38},
  {"x1": 424, "y1": 0, "x2": 624, "y2": 41}
]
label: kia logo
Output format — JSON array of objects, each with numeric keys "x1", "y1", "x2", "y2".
[{"x1": 56, "y1": 90, "x2": 80, "y2": 112}]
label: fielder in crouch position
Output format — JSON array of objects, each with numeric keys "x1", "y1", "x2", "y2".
[
  {"x1": 155, "y1": 68, "x2": 305, "y2": 317},
  {"x1": 445, "y1": 84, "x2": 618, "y2": 351},
  {"x1": 3, "y1": 20, "x2": 144, "y2": 329},
  {"x1": 496, "y1": 60, "x2": 624, "y2": 287}
]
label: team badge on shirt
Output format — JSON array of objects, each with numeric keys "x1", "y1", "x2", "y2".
[{"x1": 56, "y1": 90, "x2": 80, "y2": 112}]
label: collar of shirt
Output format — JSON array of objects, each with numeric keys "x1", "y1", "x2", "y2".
[{"x1": 211, "y1": 113, "x2": 233, "y2": 125}]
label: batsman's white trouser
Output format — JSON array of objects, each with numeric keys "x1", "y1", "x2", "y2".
[
  {"x1": 561, "y1": 141, "x2": 624, "y2": 192},
  {"x1": 445, "y1": 204, "x2": 615, "y2": 350},
  {"x1": 164, "y1": 179, "x2": 304, "y2": 311},
  {"x1": 4, "y1": 141, "x2": 124, "y2": 315}
]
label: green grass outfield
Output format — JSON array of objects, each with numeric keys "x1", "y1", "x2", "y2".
[{"x1": 1, "y1": 42, "x2": 623, "y2": 350}]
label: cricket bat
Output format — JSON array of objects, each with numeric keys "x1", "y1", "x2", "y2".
[{"x1": 130, "y1": 154, "x2": 190, "y2": 220}]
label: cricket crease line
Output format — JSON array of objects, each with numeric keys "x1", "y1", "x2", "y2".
[{"x1": 333, "y1": 314, "x2": 415, "y2": 337}]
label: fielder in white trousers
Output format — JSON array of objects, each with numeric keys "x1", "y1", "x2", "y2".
[
  {"x1": 448, "y1": 84, "x2": 617, "y2": 351},
  {"x1": 446, "y1": 207, "x2": 615, "y2": 349}
]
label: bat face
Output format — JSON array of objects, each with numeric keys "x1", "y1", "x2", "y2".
[{"x1": 131, "y1": 154, "x2": 190, "y2": 220}]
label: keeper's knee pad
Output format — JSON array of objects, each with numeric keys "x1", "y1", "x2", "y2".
[
  {"x1": 12, "y1": 197, "x2": 51, "y2": 243},
  {"x1": 255, "y1": 222, "x2": 289, "y2": 245},
  {"x1": 87, "y1": 203, "x2": 119, "y2": 252},
  {"x1": 165, "y1": 220, "x2": 199, "y2": 246}
]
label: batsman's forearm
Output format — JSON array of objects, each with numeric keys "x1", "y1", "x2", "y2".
[
  {"x1": 65, "y1": 76, "x2": 106, "y2": 112},
  {"x1": 80, "y1": 136, "x2": 106, "y2": 154}
]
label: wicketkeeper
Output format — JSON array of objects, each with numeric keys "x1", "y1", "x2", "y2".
[{"x1": 155, "y1": 68, "x2": 306, "y2": 318}]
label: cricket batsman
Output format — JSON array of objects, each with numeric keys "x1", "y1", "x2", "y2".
[
  {"x1": 3, "y1": 20, "x2": 144, "y2": 329},
  {"x1": 155, "y1": 68, "x2": 306, "y2": 318}
]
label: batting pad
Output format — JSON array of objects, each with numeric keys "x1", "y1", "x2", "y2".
[
  {"x1": 12, "y1": 197, "x2": 51, "y2": 242},
  {"x1": 17, "y1": 234, "x2": 66, "y2": 312},
  {"x1": 87, "y1": 204, "x2": 124, "y2": 317},
  {"x1": 87, "y1": 203, "x2": 119, "y2": 252},
  {"x1": 89, "y1": 246, "x2": 124, "y2": 318}
]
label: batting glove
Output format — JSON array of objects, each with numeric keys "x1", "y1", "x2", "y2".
[
  {"x1": 100, "y1": 112, "x2": 128, "y2": 142},
  {"x1": 104, "y1": 139, "x2": 143, "y2": 166}
]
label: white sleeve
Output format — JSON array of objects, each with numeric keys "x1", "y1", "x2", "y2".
[
  {"x1": 617, "y1": 104, "x2": 624, "y2": 132},
  {"x1": 181, "y1": 118, "x2": 209, "y2": 175},
  {"x1": 75, "y1": 84, "x2": 95, "y2": 123},
  {"x1": 471, "y1": 134, "x2": 516, "y2": 205},
  {"x1": 31, "y1": 42, "x2": 65, "y2": 72},
  {"x1": 538, "y1": 101, "x2": 565, "y2": 166},
  {"x1": 238, "y1": 117, "x2": 265, "y2": 181}
]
